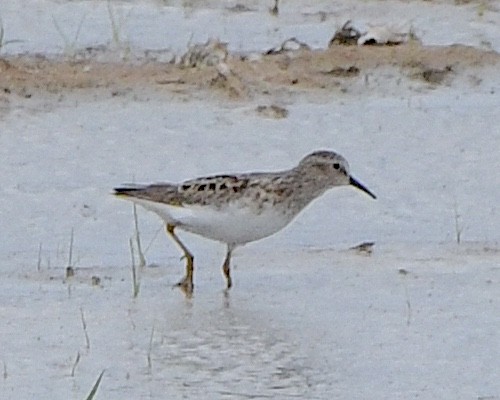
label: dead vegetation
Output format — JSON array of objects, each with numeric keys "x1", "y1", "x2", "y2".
[{"x1": 349, "y1": 241, "x2": 375, "y2": 256}]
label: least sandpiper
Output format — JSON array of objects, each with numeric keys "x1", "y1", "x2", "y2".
[{"x1": 114, "y1": 150, "x2": 376, "y2": 295}]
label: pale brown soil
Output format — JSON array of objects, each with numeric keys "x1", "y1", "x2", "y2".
[{"x1": 0, "y1": 44, "x2": 498, "y2": 99}]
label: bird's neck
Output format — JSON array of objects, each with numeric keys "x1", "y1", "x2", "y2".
[{"x1": 281, "y1": 168, "x2": 330, "y2": 212}]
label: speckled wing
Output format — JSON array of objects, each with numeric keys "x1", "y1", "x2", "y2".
[
  {"x1": 113, "y1": 174, "x2": 252, "y2": 208},
  {"x1": 177, "y1": 174, "x2": 251, "y2": 207}
]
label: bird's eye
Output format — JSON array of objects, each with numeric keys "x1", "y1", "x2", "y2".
[{"x1": 333, "y1": 163, "x2": 340, "y2": 170}]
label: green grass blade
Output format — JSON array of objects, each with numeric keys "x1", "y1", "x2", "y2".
[{"x1": 84, "y1": 370, "x2": 105, "y2": 400}]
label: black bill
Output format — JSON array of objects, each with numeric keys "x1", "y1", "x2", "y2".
[{"x1": 349, "y1": 176, "x2": 377, "y2": 199}]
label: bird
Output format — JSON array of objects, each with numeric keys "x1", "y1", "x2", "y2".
[{"x1": 114, "y1": 150, "x2": 376, "y2": 296}]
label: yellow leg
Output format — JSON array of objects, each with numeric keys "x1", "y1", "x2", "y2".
[
  {"x1": 166, "y1": 224, "x2": 194, "y2": 296},
  {"x1": 222, "y1": 246, "x2": 233, "y2": 290}
]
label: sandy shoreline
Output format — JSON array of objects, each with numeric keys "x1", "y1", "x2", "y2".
[{"x1": 1, "y1": 44, "x2": 498, "y2": 98}]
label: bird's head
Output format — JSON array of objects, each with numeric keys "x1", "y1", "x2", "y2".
[{"x1": 297, "y1": 150, "x2": 376, "y2": 199}]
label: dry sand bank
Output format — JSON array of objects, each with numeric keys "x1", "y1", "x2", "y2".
[{"x1": 1, "y1": 44, "x2": 498, "y2": 99}]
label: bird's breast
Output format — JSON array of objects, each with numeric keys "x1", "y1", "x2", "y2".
[{"x1": 177, "y1": 202, "x2": 294, "y2": 245}]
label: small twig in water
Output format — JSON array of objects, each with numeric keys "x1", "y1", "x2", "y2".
[
  {"x1": 80, "y1": 307, "x2": 90, "y2": 350},
  {"x1": 133, "y1": 203, "x2": 146, "y2": 268},
  {"x1": 0, "y1": 17, "x2": 24, "y2": 53},
  {"x1": 71, "y1": 351, "x2": 81, "y2": 377},
  {"x1": 3, "y1": 361, "x2": 7, "y2": 380},
  {"x1": 106, "y1": 0, "x2": 130, "y2": 55},
  {"x1": 127, "y1": 309, "x2": 136, "y2": 330},
  {"x1": 399, "y1": 270, "x2": 412, "y2": 326},
  {"x1": 270, "y1": 0, "x2": 279, "y2": 16},
  {"x1": 107, "y1": 1, "x2": 120, "y2": 46},
  {"x1": 147, "y1": 323, "x2": 155, "y2": 373},
  {"x1": 404, "y1": 285, "x2": 412, "y2": 326},
  {"x1": 52, "y1": 14, "x2": 87, "y2": 57},
  {"x1": 143, "y1": 225, "x2": 163, "y2": 255},
  {"x1": 68, "y1": 228, "x2": 75, "y2": 268},
  {"x1": 37, "y1": 243, "x2": 43, "y2": 272},
  {"x1": 453, "y1": 201, "x2": 463, "y2": 244},
  {"x1": 129, "y1": 238, "x2": 140, "y2": 298}
]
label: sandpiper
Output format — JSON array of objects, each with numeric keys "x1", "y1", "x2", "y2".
[{"x1": 114, "y1": 150, "x2": 376, "y2": 295}]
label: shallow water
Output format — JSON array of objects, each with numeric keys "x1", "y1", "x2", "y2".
[
  {"x1": 1, "y1": 0, "x2": 499, "y2": 56},
  {"x1": 1, "y1": 245, "x2": 499, "y2": 399}
]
